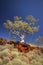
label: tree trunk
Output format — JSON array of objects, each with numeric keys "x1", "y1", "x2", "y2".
[{"x1": 20, "y1": 34, "x2": 25, "y2": 43}]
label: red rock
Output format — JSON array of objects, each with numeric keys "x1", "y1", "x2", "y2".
[
  {"x1": 28, "y1": 57, "x2": 32, "y2": 62},
  {"x1": 8, "y1": 55, "x2": 13, "y2": 60},
  {"x1": 0, "y1": 38, "x2": 43, "y2": 54},
  {"x1": 0, "y1": 38, "x2": 7, "y2": 45}
]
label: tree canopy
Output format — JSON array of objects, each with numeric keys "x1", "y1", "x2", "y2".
[
  {"x1": 36, "y1": 36, "x2": 43, "y2": 44},
  {"x1": 4, "y1": 15, "x2": 39, "y2": 41}
]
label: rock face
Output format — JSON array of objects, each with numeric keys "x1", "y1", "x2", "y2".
[
  {"x1": 0, "y1": 38, "x2": 7, "y2": 45},
  {"x1": 0, "y1": 38, "x2": 43, "y2": 53}
]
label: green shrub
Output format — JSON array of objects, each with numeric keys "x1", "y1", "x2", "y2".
[
  {"x1": 12, "y1": 58, "x2": 22, "y2": 65},
  {"x1": 3, "y1": 57, "x2": 10, "y2": 64}
]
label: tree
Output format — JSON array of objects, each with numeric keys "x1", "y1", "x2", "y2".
[
  {"x1": 4, "y1": 15, "x2": 39, "y2": 42},
  {"x1": 36, "y1": 36, "x2": 43, "y2": 45}
]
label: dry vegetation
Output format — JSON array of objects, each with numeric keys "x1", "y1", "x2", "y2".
[{"x1": 0, "y1": 38, "x2": 43, "y2": 65}]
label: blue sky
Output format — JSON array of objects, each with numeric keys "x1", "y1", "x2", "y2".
[{"x1": 0, "y1": 0, "x2": 43, "y2": 44}]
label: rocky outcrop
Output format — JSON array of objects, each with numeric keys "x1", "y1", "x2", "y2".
[
  {"x1": 0, "y1": 38, "x2": 43, "y2": 53},
  {"x1": 0, "y1": 38, "x2": 7, "y2": 45}
]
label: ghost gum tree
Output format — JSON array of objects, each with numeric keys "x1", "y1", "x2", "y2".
[{"x1": 4, "y1": 15, "x2": 39, "y2": 42}]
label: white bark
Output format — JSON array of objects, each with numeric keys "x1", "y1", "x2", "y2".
[{"x1": 20, "y1": 34, "x2": 25, "y2": 43}]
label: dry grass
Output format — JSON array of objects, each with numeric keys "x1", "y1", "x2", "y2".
[{"x1": 0, "y1": 44, "x2": 43, "y2": 65}]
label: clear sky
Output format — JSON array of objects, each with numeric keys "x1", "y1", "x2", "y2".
[{"x1": 0, "y1": 0, "x2": 43, "y2": 44}]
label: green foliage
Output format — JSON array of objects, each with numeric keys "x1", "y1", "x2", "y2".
[
  {"x1": 3, "y1": 57, "x2": 10, "y2": 64},
  {"x1": 12, "y1": 59, "x2": 22, "y2": 65},
  {"x1": 36, "y1": 36, "x2": 43, "y2": 42},
  {"x1": 36, "y1": 36, "x2": 43, "y2": 45},
  {"x1": 4, "y1": 15, "x2": 39, "y2": 41}
]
